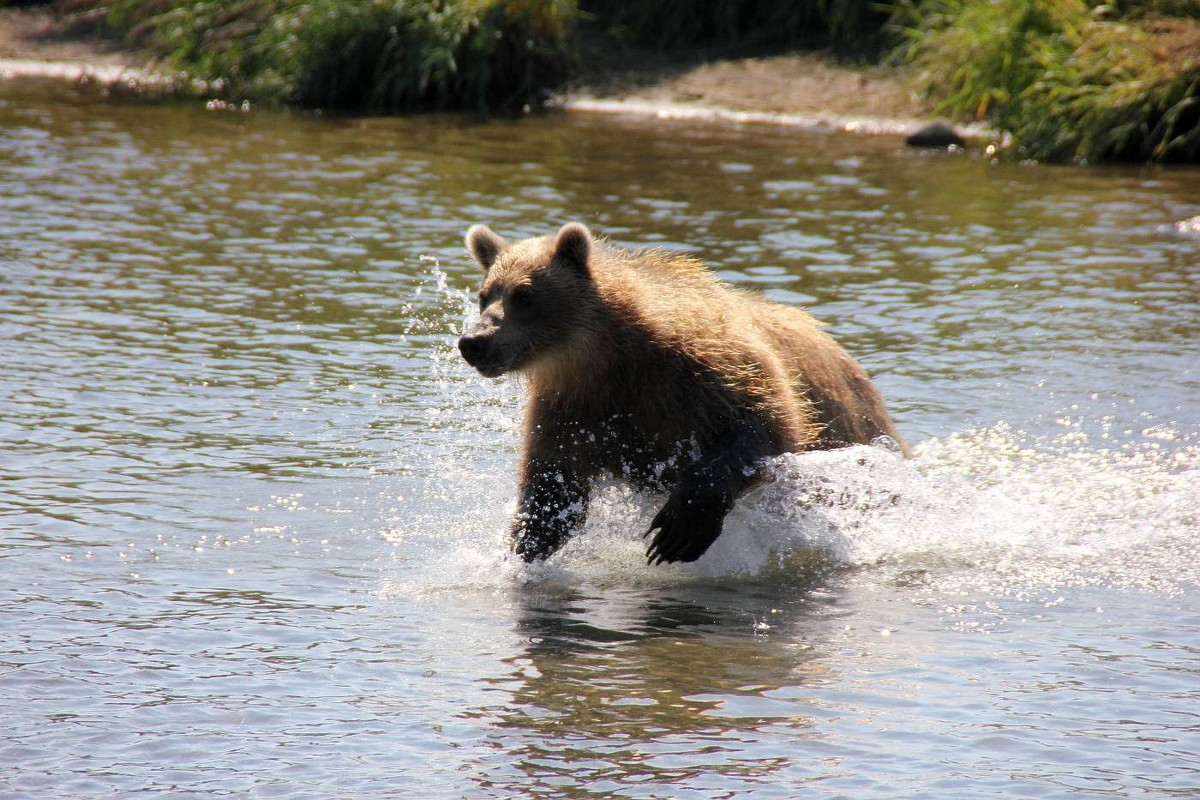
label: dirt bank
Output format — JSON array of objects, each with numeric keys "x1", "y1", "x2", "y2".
[
  {"x1": 559, "y1": 46, "x2": 932, "y2": 134},
  {"x1": 0, "y1": 6, "x2": 158, "y2": 85}
]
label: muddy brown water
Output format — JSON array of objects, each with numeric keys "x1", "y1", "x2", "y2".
[{"x1": 2, "y1": 84, "x2": 1198, "y2": 798}]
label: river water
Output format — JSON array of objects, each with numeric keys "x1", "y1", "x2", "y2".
[{"x1": 1, "y1": 84, "x2": 1198, "y2": 799}]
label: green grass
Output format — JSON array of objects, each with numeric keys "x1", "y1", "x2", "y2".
[
  {"x1": 896, "y1": 0, "x2": 1200, "y2": 162},
  {"x1": 93, "y1": 0, "x2": 577, "y2": 112}
]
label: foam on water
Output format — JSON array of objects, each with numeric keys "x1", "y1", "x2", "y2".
[{"x1": 893, "y1": 421, "x2": 1200, "y2": 599}]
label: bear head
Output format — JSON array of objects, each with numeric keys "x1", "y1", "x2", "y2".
[{"x1": 458, "y1": 222, "x2": 598, "y2": 379}]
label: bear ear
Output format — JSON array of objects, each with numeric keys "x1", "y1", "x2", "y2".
[
  {"x1": 465, "y1": 225, "x2": 507, "y2": 272},
  {"x1": 553, "y1": 222, "x2": 592, "y2": 274}
]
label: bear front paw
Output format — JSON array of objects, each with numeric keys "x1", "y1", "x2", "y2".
[
  {"x1": 512, "y1": 532, "x2": 554, "y2": 563},
  {"x1": 511, "y1": 523, "x2": 574, "y2": 563},
  {"x1": 643, "y1": 489, "x2": 732, "y2": 565}
]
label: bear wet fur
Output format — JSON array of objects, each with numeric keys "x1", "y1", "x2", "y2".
[{"x1": 458, "y1": 222, "x2": 909, "y2": 565}]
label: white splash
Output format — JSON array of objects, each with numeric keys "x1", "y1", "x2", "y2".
[{"x1": 381, "y1": 417, "x2": 1198, "y2": 602}]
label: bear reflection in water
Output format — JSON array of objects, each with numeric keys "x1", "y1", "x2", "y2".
[{"x1": 458, "y1": 223, "x2": 909, "y2": 566}]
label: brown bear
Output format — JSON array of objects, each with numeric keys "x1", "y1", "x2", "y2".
[{"x1": 458, "y1": 222, "x2": 909, "y2": 565}]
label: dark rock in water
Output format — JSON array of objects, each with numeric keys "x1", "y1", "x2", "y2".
[{"x1": 905, "y1": 120, "x2": 966, "y2": 149}]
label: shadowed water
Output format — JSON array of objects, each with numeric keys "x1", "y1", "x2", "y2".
[{"x1": 1, "y1": 84, "x2": 1198, "y2": 798}]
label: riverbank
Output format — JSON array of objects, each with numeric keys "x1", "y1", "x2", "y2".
[
  {"x1": 2, "y1": 3, "x2": 1196, "y2": 163},
  {"x1": 0, "y1": 5, "x2": 941, "y2": 140}
]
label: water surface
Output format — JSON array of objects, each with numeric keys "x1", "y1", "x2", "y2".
[{"x1": 1, "y1": 84, "x2": 1198, "y2": 798}]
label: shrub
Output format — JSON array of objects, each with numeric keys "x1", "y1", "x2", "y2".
[
  {"x1": 896, "y1": 0, "x2": 1088, "y2": 119},
  {"x1": 96, "y1": 0, "x2": 576, "y2": 112},
  {"x1": 1019, "y1": 15, "x2": 1200, "y2": 161}
]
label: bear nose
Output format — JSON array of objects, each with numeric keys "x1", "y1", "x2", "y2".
[{"x1": 458, "y1": 333, "x2": 488, "y2": 366}]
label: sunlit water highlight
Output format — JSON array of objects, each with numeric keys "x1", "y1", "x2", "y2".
[{"x1": 1, "y1": 84, "x2": 1197, "y2": 798}]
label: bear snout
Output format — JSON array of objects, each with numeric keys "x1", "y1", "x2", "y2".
[
  {"x1": 458, "y1": 332, "x2": 507, "y2": 377},
  {"x1": 458, "y1": 332, "x2": 489, "y2": 366}
]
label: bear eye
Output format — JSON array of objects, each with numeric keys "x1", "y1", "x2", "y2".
[{"x1": 508, "y1": 286, "x2": 534, "y2": 312}]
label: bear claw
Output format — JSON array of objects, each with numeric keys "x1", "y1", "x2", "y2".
[{"x1": 643, "y1": 491, "x2": 728, "y2": 564}]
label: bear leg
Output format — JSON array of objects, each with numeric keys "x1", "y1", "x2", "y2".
[{"x1": 510, "y1": 462, "x2": 591, "y2": 563}]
